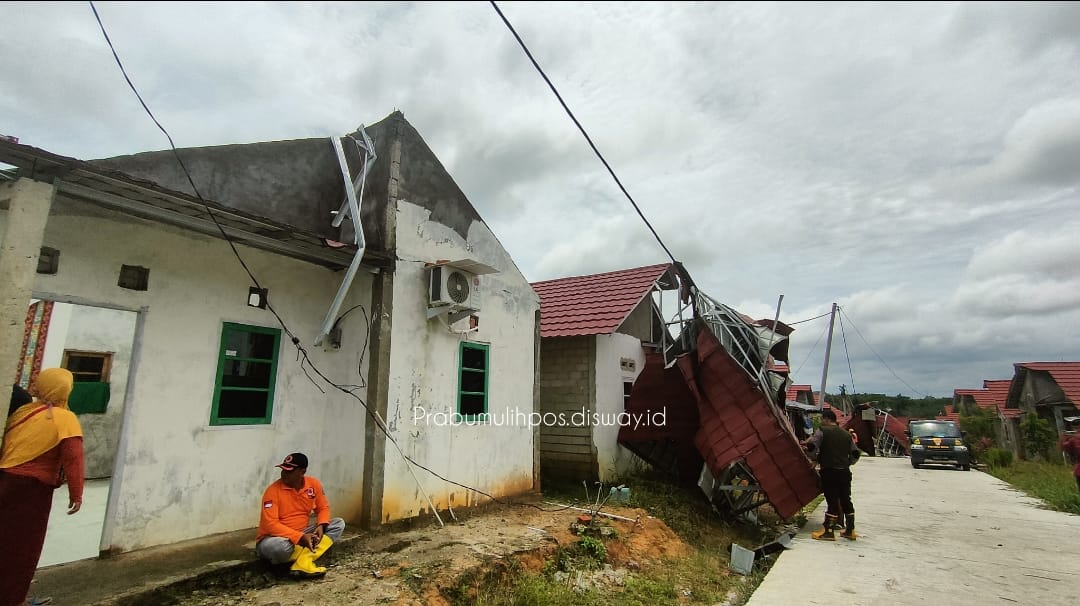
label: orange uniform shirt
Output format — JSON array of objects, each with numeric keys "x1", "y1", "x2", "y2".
[{"x1": 256, "y1": 476, "x2": 331, "y2": 544}]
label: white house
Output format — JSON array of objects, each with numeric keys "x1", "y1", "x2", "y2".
[
  {"x1": 531, "y1": 263, "x2": 681, "y2": 481},
  {"x1": 0, "y1": 111, "x2": 539, "y2": 555}
]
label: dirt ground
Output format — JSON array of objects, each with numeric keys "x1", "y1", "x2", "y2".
[{"x1": 171, "y1": 501, "x2": 695, "y2": 606}]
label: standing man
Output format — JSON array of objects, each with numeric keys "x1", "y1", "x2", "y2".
[
  {"x1": 806, "y1": 408, "x2": 860, "y2": 541},
  {"x1": 255, "y1": 453, "x2": 346, "y2": 576},
  {"x1": 1059, "y1": 418, "x2": 1080, "y2": 493}
]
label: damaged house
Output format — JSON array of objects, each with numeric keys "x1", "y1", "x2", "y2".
[
  {"x1": 1004, "y1": 362, "x2": 1080, "y2": 454},
  {"x1": 535, "y1": 263, "x2": 819, "y2": 519},
  {"x1": 0, "y1": 111, "x2": 539, "y2": 555},
  {"x1": 532, "y1": 263, "x2": 680, "y2": 481}
]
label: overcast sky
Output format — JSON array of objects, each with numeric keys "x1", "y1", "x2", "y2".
[{"x1": 3, "y1": 2, "x2": 1080, "y2": 398}]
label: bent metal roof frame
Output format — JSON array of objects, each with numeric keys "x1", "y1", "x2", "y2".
[{"x1": 0, "y1": 139, "x2": 392, "y2": 271}]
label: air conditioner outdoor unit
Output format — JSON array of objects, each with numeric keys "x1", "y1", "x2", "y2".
[{"x1": 429, "y1": 265, "x2": 480, "y2": 310}]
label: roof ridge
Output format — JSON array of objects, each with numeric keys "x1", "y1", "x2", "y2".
[{"x1": 530, "y1": 263, "x2": 671, "y2": 286}]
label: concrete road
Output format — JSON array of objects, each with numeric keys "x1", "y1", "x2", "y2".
[{"x1": 747, "y1": 456, "x2": 1080, "y2": 606}]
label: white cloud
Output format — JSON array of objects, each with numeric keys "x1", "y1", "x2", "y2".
[{"x1": 4, "y1": 2, "x2": 1080, "y2": 397}]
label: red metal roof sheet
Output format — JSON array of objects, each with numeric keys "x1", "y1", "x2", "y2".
[
  {"x1": 682, "y1": 325, "x2": 820, "y2": 518},
  {"x1": 843, "y1": 409, "x2": 911, "y2": 454},
  {"x1": 617, "y1": 352, "x2": 705, "y2": 483},
  {"x1": 531, "y1": 264, "x2": 672, "y2": 338},
  {"x1": 1015, "y1": 362, "x2": 1080, "y2": 405}
]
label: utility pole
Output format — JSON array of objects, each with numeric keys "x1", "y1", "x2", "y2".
[{"x1": 818, "y1": 302, "x2": 837, "y2": 411}]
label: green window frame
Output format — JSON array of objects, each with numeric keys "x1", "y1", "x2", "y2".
[
  {"x1": 457, "y1": 342, "x2": 489, "y2": 418},
  {"x1": 210, "y1": 322, "x2": 281, "y2": 426}
]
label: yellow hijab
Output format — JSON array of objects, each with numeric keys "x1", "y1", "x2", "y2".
[{"x1": 1, "y1": 368, "x2": 83, "y2": 468}]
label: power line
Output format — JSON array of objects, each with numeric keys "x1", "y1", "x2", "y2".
[
  {"x1": 794, "y1": 317, "x2": 830, "y2": 377},
  {"x1": 838, "y1": 306, "x2": 927, "y2": 397},
  {"x1": 89, "y1": 1, "x2": 568, "y2": 514},
  {"x1": 490, "y1": 1, "x2": 678, "y2": 265},
  {"x1": 837, "y1": 311, "x2": 856, "y2": 395},
  {"x1": 788, "y1": 310, "x2": 833, "y2": 326}
]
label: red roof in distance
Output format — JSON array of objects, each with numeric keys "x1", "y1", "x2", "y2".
[
  {"x1": 983, "y1": 380, "x2": 1011, "y2": 407},
  {"x1": 531, "y1": 264, "x2": 672, "y2": 338},
  {"x1": 1015, "y1": 362, "x2": 1080, "y2": 405}
]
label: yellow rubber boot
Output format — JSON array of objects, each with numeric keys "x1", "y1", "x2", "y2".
[
  {"x1": 811, "y1": 514, "x2": 837, "y2": 541},
  {"x1": 311, "y1": 535, "x2": 333, "y2": 562},
  {"x1": 290, "y1": 541, "x2": 328, "y2": 577}
]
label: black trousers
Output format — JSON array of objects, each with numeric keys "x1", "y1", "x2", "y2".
[{"x1": 821, "y1": 467, "x2": 854, "y2": 518}]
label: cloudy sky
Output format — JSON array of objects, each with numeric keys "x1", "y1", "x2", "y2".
[{"x1": 3, "y1": 2, "x2": 1080, "y2": 397}]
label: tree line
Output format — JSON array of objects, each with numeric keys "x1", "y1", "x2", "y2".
[{"x1": 824, "y1": 391, "x2": 952, "y2": 419}]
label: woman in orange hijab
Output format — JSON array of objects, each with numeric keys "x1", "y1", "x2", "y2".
[{"x1": 0, "y1": 368, "x2": 84, "y2": 606}]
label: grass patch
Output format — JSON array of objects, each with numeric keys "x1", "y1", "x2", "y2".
[
  {"x1": 398, "y1": 560, "x2": 448, "y2": 597},
  {"x1": 986, "y1": 459, "x2": 1080, "y2": 515}
]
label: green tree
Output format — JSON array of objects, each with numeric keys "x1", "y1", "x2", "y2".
[
  {"x1": 1019, "y1": 412, "x2": 1056, "y2": 461},
  {"x1": 959, "y1": 407, "x2": 998, "y2": 462}
]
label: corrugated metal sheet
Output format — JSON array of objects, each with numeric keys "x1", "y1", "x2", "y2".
[
  {"x1": 681, "y1": 325, "x2": 819, "y2": 519},
  {"x1": 617, "y1": 352, "x2": 703, "y2": 483},
  {"x1": 531, "y1": 264, "x2": 671, "y2": 337},
  {"x1": 845, "y1": 413, "x2": 911, "y2": 454}
]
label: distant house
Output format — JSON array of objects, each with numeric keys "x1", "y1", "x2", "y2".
[
  {"x1": 953, "y1": 379, "x2": 1020, "y2": 454},
  {"x1": 787, "y1": 384, "x2": 817, "y2": 408},
  {"x1": 1005, "y1": 362, "x2": 1080, "y2": 437},
  {"x1": 0, "y1": 111, "x2": 539, "y2": 555},
  {"x1": 531, "y1": 263, "x2": 679, "y2": 481}
]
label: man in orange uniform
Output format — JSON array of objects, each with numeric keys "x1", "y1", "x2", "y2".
[{"x1": 255, "y1": 453, "x2": 345, "y2": 576}]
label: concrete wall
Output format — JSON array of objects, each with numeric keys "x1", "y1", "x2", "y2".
[
  {"x1": 1019, "y1": 372, "x2": 1067, "y2": 428},
  {"x1": 38, "y1": 301, "x2": 137, "y2": 479},
  {"x1": 380, "y1": 200, "x2": 538, "y2": 522},
  {"x1": 617, "y1": 297, "x2": 654, "y2": 343},
  {"x1": 593, "y1": 333, "x2": 647, "y2": 481},
  {"x1": 537, "y1": 336, "x2": 597, "y2": 480},
  {"x1": 3, "y1": 198, "x2": 373, "y2": 552}
]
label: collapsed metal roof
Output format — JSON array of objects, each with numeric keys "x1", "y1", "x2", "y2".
[{"x1": 608, "y1": 272, "x2": 820, "y2": 519}]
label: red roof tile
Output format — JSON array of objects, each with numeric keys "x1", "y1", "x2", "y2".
[
  {"x1": 785, "y1": 384, "x2": 816, "y2": 406},
  {"x1": 955, "y1": 379, "x2": 1013, "y2": 412},
  {"x1": 983, "y1": 380, "x2": 1011, "y2": 407},
  {"x1": 531, "y1": 264, "x2": 672, "y2": 338},
  {"x1": 767, "y1": 360, "x2": 790, "y2": 374},
  {"x1": 1015, "y1": 362, "x2": 1080, "y2": 405}
]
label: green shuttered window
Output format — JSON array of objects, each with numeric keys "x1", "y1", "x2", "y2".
[
  {"x1": 210, "y1": 323, "x2": 281, "y2": 425},
  {"x1": 457, "y1": 342, "x2": 489, "y2": 418}
]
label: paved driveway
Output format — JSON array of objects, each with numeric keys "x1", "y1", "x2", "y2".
[{"x1": 747, "y1": 456, "x2": 1080, "y2": 605}]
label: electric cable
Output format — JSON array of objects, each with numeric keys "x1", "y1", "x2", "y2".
[
  {"x1": 838, "y1": 306, "x2": 928, "y2": 397},
  {"x1": 490, "y1": 1, "x2": 678, "y2": 266},
  {"x1": 787, "y1": 310, "x2": 833, "y2": 326},
  {"x1": 89, "y1": 1, "x2": 571, "y2": 514},
  {"x1": 793, "y1": 317, "x2": 830, "y2": 377},
  {"x1": 837, "y1": 311, "x2": 856, "y2": 395}
]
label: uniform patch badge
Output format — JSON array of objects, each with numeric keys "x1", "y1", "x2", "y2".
[
  {"x1": 305, "y1": 488, "x2": 315, "y2": 498},
  {"x1": 263, "y1": 500, "x2": 273, "y2": 509}
]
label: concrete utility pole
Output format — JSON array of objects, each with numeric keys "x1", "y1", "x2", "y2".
[
  {"x1": 0, "y1": 178, "x2": 53, "y2": 393},
  {"x1": 818, "y1": 302, "x2": 837, "y2": 412}
]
